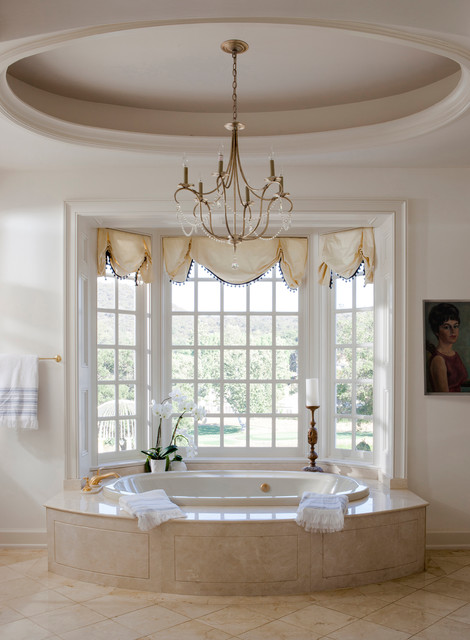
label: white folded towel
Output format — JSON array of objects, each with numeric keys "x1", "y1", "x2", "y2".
[
  {"x1": 119, "y1": 489, "x2": 186, "y2": 531},
  {"x1": 296, "y1": 491, "x2": 349, "y2": 533},
  {"x1": 0, "y1": 355, "x2": 38, "y2": 429}
]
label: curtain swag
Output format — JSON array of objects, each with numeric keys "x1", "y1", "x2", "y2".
[
  {"x1": 163, "y1": 237, "x2": 308, "y2": 289},
  {"x1": 97, "y1": 228, "x2": 153, "y2": 284},
  {"x1": 318, "y1": 227, "x2": 375, "y2": 287}
]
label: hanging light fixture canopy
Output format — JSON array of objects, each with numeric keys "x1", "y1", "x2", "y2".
[{"x1": 174, "y1": 39, "x2": 293, "y2": 268}]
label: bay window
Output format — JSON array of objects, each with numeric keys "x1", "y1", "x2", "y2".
[{"x1": 67, "y1": 200, "x2": 406, "y2": 484}]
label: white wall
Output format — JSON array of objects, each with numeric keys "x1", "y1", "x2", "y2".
[{"x1": 1, "y1": 166, "x2": 469, "y2": 547}]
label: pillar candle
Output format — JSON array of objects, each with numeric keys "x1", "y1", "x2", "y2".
[{"x1": 306, "y1": 378, "x2": 319, "y2": 406}]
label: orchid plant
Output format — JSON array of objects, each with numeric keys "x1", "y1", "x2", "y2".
[{"x1": 141, "y1": 388, "x2": 206, "y2": 471}]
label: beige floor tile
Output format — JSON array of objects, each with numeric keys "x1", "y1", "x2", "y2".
[
  {"x1": 392, "y1": 572, "x2": 439, "y2": 589},
  {"x1": 0, "y1": 616, "x2": 54, "y2": 640},
  {"x1": 199, "y1": 605, "x2": 272, "y2": 636},
  {"x1": 448, "y1": 566, "x2": 470, "y2": 583},
  {"x1": 6, "y1": 588, "x2": 74, "y2": 616},
  {"x1": 423, "y1": 576, "x2": 470, "y2": 601},
  {"x1": 59, "y1": 618, "x2": 144, "y2": 640},
  {"x1": 0, "y1": 602, "x2": 24, "y2": 625},
  {"x1": 311, "y1": 588, "x2": 389, "y2": 616},
  {"x1": 426, "y1": 557, "x2": 470, "y2": 576},
  {"x1": 13, "y1": 555, "x2": 49, "y2": 574},
  {"x1": 328, "y1": 619, "x2": 410, "y2": 639},
  {"x1": 0, "y1": 576, "x2": 49, "y2": 602},
  {"x1": 0, "y1": 549, "x2": 46, "y2": 565},
  {"x1": 54, "y1": 580, "x2": 115, "y2": 602},
  {"x1": 113, "y1": 603, "x2": 190, "y2": 635},
  {"x1": 149, "y1": 619, "x2": 234, "y2": 639},
  {"x1": 238, "y1": 618, "x2": 321, "y2": 639},
  {"x1": 241, "y1": 600, "x2": 313, "y2": 620},
  {"x1": 279, "y1": 603, "x2": 357, "y2": 636},
  {"x1": 357, "y1": 581, "x2": 415, "y2": 603},
  {"x1": 84, "y1": 592, "x2": 158, "y2": 617},
  {"x1": 425, "y1": 559, "x2": 449, "y2": 577},
  {"x1": 156, "y1": 599, "x2": 229, "y2": 619},
  {"x1": 29, "y1": 602, "x2": 106, "y2": 634},
  {"x1": 449, "y1": 602, "x2": 470, "y2": 624},
  {"x1": 0, "y1": 564, "x2": 23, "y2": 582},
  {"x1": 364, "y1": 601, "x2": 441, "y2": 634},
  {"x1": 412, "y1": 617, "x2": 470, "y2": 639},
  {"x1": 396, "y1": 588, "x2": 467, "y2": 615}
]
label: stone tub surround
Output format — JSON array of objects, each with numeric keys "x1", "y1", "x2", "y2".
[{"x1": 45, "y1": 479, "x2": 427, "y2": 596}]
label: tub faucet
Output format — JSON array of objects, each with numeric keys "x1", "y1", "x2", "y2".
[{"x1": 82, "y1": 470, "x2": 120, "y2": 492}]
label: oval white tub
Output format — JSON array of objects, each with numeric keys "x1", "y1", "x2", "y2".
[{"x1": 103, "y1": 469, "x2": 369, "y2": 505}]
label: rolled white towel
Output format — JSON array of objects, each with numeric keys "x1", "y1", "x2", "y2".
[
  {"x1": 296, "y1": 491, "x2": 349, "y2": 533},
  {"x1": 119, "y1": 489, "x2": 186, "y2": 531}
]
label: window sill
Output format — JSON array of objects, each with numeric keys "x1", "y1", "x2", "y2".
[{"x1": 92, "y1": 456, "x2": 380, "y2": 481}]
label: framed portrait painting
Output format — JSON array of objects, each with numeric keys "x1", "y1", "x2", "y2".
[{"x1": 424, "y1": 300, "x2": 470, "y2": 394}]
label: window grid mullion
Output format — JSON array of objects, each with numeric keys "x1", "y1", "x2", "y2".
[
  {"x1": 219, "y1": 279, "x2": 224, "y2": 448},
  {"x1": 351, "y1": 277, "x2": 357, "y2": 453}
]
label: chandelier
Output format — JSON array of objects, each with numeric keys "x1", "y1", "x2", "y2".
[{"x1": 174, "y1": 40, "x2": 293, "y2": 268}]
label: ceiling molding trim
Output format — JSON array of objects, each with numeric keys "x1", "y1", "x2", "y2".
[{"x1": 1, "y1": 18, "x2": 470, "y2": 156}]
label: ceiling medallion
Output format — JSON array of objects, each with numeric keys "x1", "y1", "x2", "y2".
[{"x1": 174, "y1": 39, "x2": 293, "y2": 269}]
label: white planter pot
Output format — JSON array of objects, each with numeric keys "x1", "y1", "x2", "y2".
[
  {"x1": 150, "y1": 459, "x2": 168, "y2": 473},
  {"x1": 170, "y1": 460, "x2": 187, "y2": 472}
]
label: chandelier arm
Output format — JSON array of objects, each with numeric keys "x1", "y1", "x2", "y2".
[
  {"x1": 218, "y1": 180, "x2": 236, "y2": 245},
  {"x1": 175, "y1": 186, "x2": 201, "y2": 237}
]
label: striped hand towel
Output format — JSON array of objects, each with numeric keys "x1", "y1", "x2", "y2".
[
  {"x1": 119, "y1": 489, "x2": 186, "y2": 531},
  {"x1": 0, "y1": 355, "x2": 38, "y2": 429},
  {"x1": 296, "y1": 491, "x2": 349, "y2": 533}
]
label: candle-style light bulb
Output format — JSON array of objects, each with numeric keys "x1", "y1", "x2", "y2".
[
  {"x1": 182, "y1": 153, "x2": 189, "y2": 184},
  {"x1": 218, "y1": 144, "x2": 224, "y2": 174},
  {"x1": 245, "y1": 186, "x2": 250, "y2": 203},
  {"x1": 269, "y1": 149, "x2": 275, "y2": 178}
]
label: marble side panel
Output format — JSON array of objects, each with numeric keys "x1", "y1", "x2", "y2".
[
  {"x1": 160, "y1": 520, "x2": 311, "y2": 596},
  {"x1": 54, "y1": 521, "x2": 149, "y2": 578},
  {"x1": 323, "y1": 514, "x2": 421, "y2": 578},
  {"x1": 174, "y1": 534, "x2": 298, "y2": 583}
]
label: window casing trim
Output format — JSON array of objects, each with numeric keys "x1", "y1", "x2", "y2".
[{"x1": 65, "y1": 199, "x2": 406, "y2": 483}]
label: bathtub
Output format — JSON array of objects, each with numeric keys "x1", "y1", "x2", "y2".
[
  {"x1": 103, "y1": 469, "x2": 369, "y2": 505},
  {"x1": 45, "y1": 469, "x2": 427, "y2": 596}
]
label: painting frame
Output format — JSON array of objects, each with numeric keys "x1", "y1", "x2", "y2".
[{"x1": 423, "y1": 299, "x2": 470, "y2": 395}]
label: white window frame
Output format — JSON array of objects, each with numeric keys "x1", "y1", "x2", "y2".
[
  {"x1": 328, "y1": 270, "x2": 375, "y2": 463},
  {"x1": 95, "y1": 270, "x2": 149, "y2": 464},
  {"x1": 163, "y1": 261, "x2": 305, "y2": 459},
  {"x1": 65, "y1": 199, "x2": 406, "y2": 486}
]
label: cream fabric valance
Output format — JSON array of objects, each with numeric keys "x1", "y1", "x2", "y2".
[
  {"x1": 97, "y1": 228, "x2": 153, "y2": 283},
  {"x1": 163, "y1": 237, "x2": 308, "y2": 289},
  {"x1": 318, "y1": 227, "x2": 375, "y2": 286}
]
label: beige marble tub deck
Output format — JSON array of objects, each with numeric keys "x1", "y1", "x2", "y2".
[{"x1": 45, "y1": 479, "x2": 427, "y2": 597}]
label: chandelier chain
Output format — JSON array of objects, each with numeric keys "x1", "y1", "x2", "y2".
[{"x1": 232, "y1": 51, "x2": 238, "y2": 122}]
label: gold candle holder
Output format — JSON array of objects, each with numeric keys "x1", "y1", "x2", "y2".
[{"x1": 303, "y1": 405, "x2": 323, "y2": 472}]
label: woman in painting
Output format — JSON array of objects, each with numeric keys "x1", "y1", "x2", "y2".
[{"x1": 427, "y1": 302, "x2": 468, "y2": 392}]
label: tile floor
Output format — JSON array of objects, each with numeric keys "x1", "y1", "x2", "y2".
[{"x1": 0, "y1": 548, "x2": 469, "y2": 639}]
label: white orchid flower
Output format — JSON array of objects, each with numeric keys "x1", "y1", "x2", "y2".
[
  {"x1": 151, "y1": 401, "x2": 164, "y2": 417},
  {"x1": 169, "y1": 387, "x2": 186, "y2": 402},
  {"x1": 177, "y1": 398, "x2": 197, "y2": 415},
  {"x1": 194, "y1": 405, "x2": 206, "y2": 422},
  {"x1": 160, "y1": 402, "x2": 173, "y2": 419}
]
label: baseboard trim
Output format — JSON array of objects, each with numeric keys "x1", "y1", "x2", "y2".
[
  {"x1": 0, "y1": 530, "x2": 47, "y2": 547},
  {"x1": 426, "y1": 531, "x2": 470, "y2": 549}
]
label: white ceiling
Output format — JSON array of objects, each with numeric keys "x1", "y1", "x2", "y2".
[
  {"x1": 1, "y1": 1, "x2": 470, "y2": 169},
  {"x1": 9, "y1": 24, "x2": 457, "y2": 112}
]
